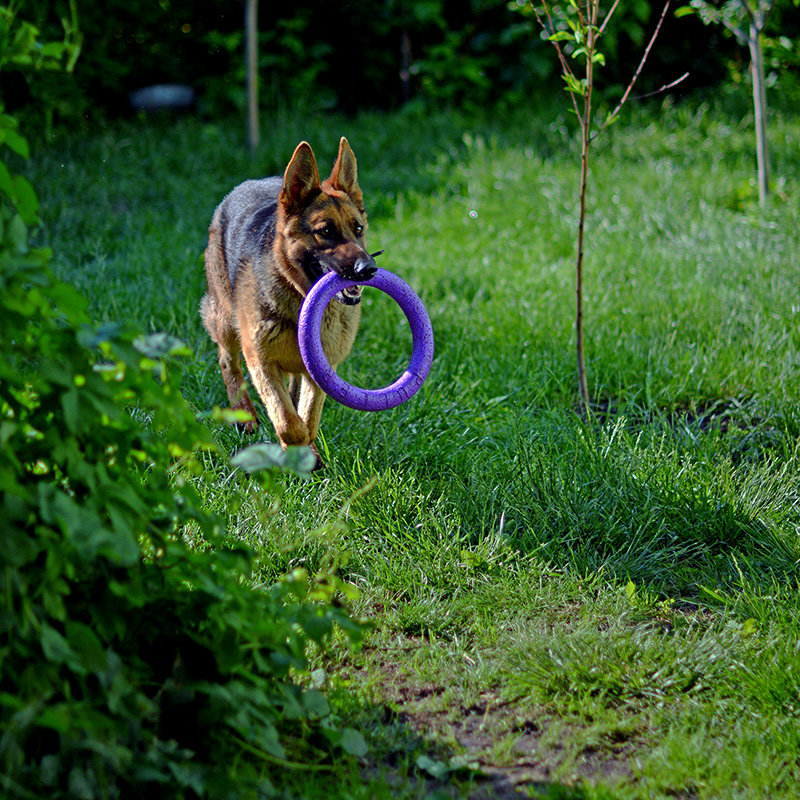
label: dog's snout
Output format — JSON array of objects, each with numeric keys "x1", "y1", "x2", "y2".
[{"x1": 353, "y1": 255, "x2": 378, "y2": 280}]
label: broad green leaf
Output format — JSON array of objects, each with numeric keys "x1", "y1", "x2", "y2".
[
  {"x1": 700, "y1": 585, "x2": 731, "y2": 605},
  {"x1": 12, "y1": 175, "x2": 39, "y2": 224},
  {"x1": 282, "y1": 445, "x2": 317, "y2": 474},
  {"x1": 47, "y1": 280, "x2": 88, "y2": 322},
  {"x1": 77, "y1": 322, "x2": 123, "y2": 349},
  {"x1": 0, "y1": 160, "x2": 14, "y2": 196},
  {"x1": 741, "y1": 618, "x2": 758, "y2": 636},
  {"x1": 41, "y1": 624, "x2": 78, "y2": 669},
  {"x1": 3, "y1": 127, "x2": 29, "y2": 158},
  {"x1": 461, "y1": 548, "x2": 488, "y2": 569},
  {"x1": 65, "y1": 621, "x2": 107, "y2": 673},
  {"x1": 300, "y1": 612, "x2": 334, "y2": 643},
  {"x1": 339, "y1": 728, "x2": 368, "y2": 758},
  {"x1": 259, "y1": 722, "x2": 286, "y2": 758},
  {"x1": 231, "y1": 442, "x2": 286, "y2": 473},
  {"x1": 67, "y1": 767, "x2": 94, "y2": 800},
  {"x1": 417, "y1": 754, "x2": 450, "y2": 780},
  {"x1": 37, "y1": 703, "x2": 77, "y2": 733},
  {"x1": 133, "y1": 332, "x2": 190, "y2": 358},
  {"x1": 62, "y1": 385, "x2": 81, "y2": 433},
  {"x1": 41, "y1": 41, "x2": 66, "y2": 59},
  {"x1": 212, "y1": 406, "x2": 255, "y2": 425},
  {"x1": 301, "y1": 688, "x2": 329, "y2": 718},
  {"x1": 231, "y1": 443, "x2": 316, "y2": 475},
  {"x1": 7, "y1": 214, "x2": 27, "y2": 252}
]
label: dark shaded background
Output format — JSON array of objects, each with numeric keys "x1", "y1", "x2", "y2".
[{"x1": 4, "y1": 0, "x2": 798, "y2": 123}]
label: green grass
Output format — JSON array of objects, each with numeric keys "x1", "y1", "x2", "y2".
[{"x1": 28, "y1": 89, "x2": 800, "y2": 798}]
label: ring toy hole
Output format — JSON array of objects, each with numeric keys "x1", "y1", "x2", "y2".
[{"x1": 298, "y1": 267, "x2": 434, "y2": 411}]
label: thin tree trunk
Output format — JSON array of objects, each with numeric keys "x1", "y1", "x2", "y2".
[
  {"x1": 245, "y1": 0, "x2": 259, "y2": 154},
  {"x1": 576, "y1": 120, "x2": 591, "y2": 414},
  {"x1": 749, "y1": 20, "x2": 769, "y2": 205},
  {"x1": 400, "y1": 30, "x2": 411, "y2": 104},
  {"x1": 575, "y1": 2, "x2": 597, "y2": 415}
]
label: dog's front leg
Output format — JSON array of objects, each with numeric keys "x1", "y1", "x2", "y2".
[
  {"x1": 295, "y1": 375, "x2": 327, "y2": 469},
  {"x1": 216, "y1": 342, "x2": 259, "y2": 434},
  {"x1": 296, "y1": 376, "x2": 327, "y2": 444},
  {"x1": 240, "y1": 342, "x2": 310, "y2": 446}
]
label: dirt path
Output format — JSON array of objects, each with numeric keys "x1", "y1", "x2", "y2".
[{"x1": 361, "y1": 652, "x2": 641, "y2": 798}]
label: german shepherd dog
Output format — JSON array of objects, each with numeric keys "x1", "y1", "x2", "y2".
[{"x1": 200, "y1": 137, "x2": 377, "y2": 464}]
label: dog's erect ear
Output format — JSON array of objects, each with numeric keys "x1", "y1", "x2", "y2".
[
  {"x1": 326, "y1": 137, "x2": 363, "y2": 209},
  {"x1": 280, "y1": 142, "x2": 320, "y2": 212}
]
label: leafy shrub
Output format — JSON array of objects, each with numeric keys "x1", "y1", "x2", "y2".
[
  {"x1": 0, "y1": 9, "x2": 367, "y2": 798},
  {"x1": 11, "y1": 0, "x2": 735, "y2": 121}
]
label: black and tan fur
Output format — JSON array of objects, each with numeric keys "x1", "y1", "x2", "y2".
[{"x1": 200, "y1": 138, "x2": 376, "y2": 463}]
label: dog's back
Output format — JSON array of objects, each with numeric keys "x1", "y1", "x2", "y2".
[{"x1": 213, "y1": 177, "x2": 282, "y2": 289}]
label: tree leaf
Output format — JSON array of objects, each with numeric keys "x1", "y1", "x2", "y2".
[
  {"x1": 231, "y1": 442, "x2": 286, "y2": 473},
  {"x1": 231, "y1": 443, "x2": 316, "y2": 475},
  {"x1": 417, "y1": 754, "x2": 450, "y2": 780},
  {"x1": 65, "y1": 620, "x2": 107, "y2": 673},
  {"x1": 12, "y1": 175, "x2": 39, "y2": 224},
  {"x1": 41, "y1": 625, "x2": 79, "y2": 670},
  {"x1": 282, "y1": 445, "x2": 317, "y2": 474},
  {"x1": 339, "y1": 728, "x2": 368, "y2": 757},
  {"x1": 212, "y1": 407, "x2": 256, "y2": 425},
  {"x1": 3, "y1": 128, "x2": 29, "y2": 158},
  {"x1": 133, "y1": 332, "x2": 190, "y2": 358},
  {"x1": 7, "y1": 214, "x2": 28, "y2": 252},
  {"x1": 301, "y1": 688, "x2": 330, "y2": 719}
]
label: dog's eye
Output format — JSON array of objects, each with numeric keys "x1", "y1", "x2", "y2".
[
  {"x1": 354, "y1": 224, "x2": 364, "y2": 237},
  {"x1": 316, "y1": 224, "x2": 334, "y2": 239}
]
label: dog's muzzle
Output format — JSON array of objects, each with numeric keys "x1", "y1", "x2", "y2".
[{"x1": 335, "y1": 254, "x2": 378, "y2": 305}]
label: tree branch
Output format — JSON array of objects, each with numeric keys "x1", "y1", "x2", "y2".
[
  {"x1": 632, "y1": 70, "x2": 690, "y2": 100},
  {"x1": 597, "y1": 0, "x2": 622, "y2": 35},
  {"x1": 531, "y1": 1, "x2": 584, "y2": 125},
  {"x1": 594, "y1": 0, "x2": 672, "y2": 138}
]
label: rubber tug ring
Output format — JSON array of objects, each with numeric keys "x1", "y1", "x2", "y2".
[{"x1": 298, "y1": 267, "x2": 434, "y2": 411}]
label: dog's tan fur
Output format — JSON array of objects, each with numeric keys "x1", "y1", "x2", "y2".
[{"x1": 200, "y1": 138, "x2": 375, "y2": 462}]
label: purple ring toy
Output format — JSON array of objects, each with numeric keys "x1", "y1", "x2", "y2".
[{"x1": 298, "y1": 267, "x2": 434, "y2": 411}]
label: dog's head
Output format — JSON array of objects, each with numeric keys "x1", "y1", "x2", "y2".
[{"x1": 277, "y1": 137, "x2": 377, "y2": 305}]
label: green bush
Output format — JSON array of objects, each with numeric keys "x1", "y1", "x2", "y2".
[
  {"x1": 0, "y1": 261, "x2": 368, "y2": 799},
  {"x1": 11, "y1": 0, "x2": 736, "y2": 121},
  {"x1": 0, "y1": 9, "x2": 367, "y2": 798}
]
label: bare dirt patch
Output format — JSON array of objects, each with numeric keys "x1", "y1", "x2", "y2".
[{"x1": 360, "y1": 645, "x2": 642, "y2": 798}]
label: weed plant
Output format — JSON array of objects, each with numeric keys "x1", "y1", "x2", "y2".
[{"x1": 28, "y1": 89, "x2": 800, "y2": 798}]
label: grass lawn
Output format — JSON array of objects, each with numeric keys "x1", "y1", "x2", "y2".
[{"x1": 30, "y1": 89, "x2": 800, "y2": 799}]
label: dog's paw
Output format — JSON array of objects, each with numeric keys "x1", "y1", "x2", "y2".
[
  {"x1": 231, "y1": 397, "x2": 259, "y2": 435},
  {"x1": 309, "y1": 440, "x2": 325, "y2": 472},
  {"x1": 278, "y1": 415, "x2": 311, "y2": 447}
]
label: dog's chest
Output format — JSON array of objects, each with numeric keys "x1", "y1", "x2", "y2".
[
  {"x1": 319, "y1": 302, "x2": 361, "y2": 366},
  {"x1": 258, "y1": 297, "x2": 360, "y2": 375}
]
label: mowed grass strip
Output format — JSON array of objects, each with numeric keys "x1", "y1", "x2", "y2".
[{"x1": 30, "y1": 92, "x2": 800, "y2": 798}]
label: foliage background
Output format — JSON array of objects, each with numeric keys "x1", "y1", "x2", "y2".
[{"x1": 3, "y1": 0, "x2": 776, "y2": 121}]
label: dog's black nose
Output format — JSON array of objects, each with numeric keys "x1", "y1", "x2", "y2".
[{"x1": 352, "y1": 255, "x2": 378, "y2": 281}]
